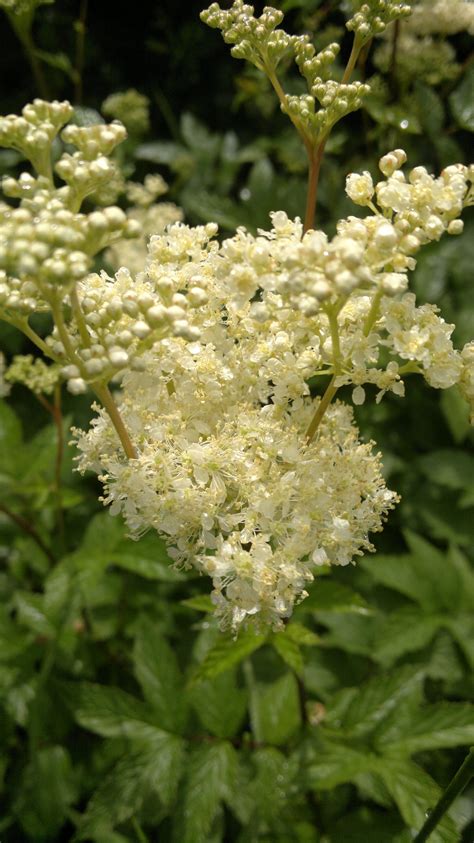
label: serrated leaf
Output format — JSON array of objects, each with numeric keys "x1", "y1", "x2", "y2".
[
  {"x1": 189, "y1": 667, "x2": 247, "y2": 738},
  {"x1": 373, "y1": 608, "x2": 443, "y2": 665},
  {"x1": 64, "y1": 681, "x2": 156, "y2": 737},
  {"x1": 173, "y1": 742, "x2": 238, "y2": 843},
  {"x1": 378, "y1": 702, "x2": 474, "y2": 755},
  {"x1": 248, "y1": 671, "x2": 301, "y2": 745},
  {"x1": 336, "y1": 666, "x2": 424, "y2": 740},
  {"x1": 133, "y1": 618, "x2": 187, "y2": 733},
  {"x1": 272, "y1": 632, "x2": 304, "y2": 674},
  {"x1": 80, "y1": 731, "x2": 184, "y2": 835},
  {"x1": 360, "y1": 534, "x2": 458, "y2": 612},
  {"x1": 15, "y1": 746, "x2": 77, "y2": 839},
  {"x1": 314, "y1": 611, "x2": 376, "y2": 656},
  {"x1": 404, "y1": 531, "x2": 465, "y2": 611},
  {"x1": 449, "y1": 66, "x2": 474, "y2": 131},
  {"x1": 309, "y1": 745, "x2": 379, "y2": 790},
  {"x1": 379, "y1": 759, "x2": 460, "y2": 843},
  {"x1": 191, "y1": 631, "x2": 267, "y2": 683},
  {"x1": 300, "y1": 580, "x2": 370, "y2": 614}
]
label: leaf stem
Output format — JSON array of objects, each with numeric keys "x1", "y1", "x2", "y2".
[{"x1": 413, "y1": 747, "x2": 474, "y2": 842}]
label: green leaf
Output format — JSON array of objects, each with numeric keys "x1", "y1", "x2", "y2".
[
  {"x1": 181, "y1": 594, "x2": 215, "y2": 612},
  {"x1": 379, "y1": 759, "x2": 460, "y2": 843},
  {"x1": 133, "y1": 618, "x2": 187, "y2": 733},
  {"x1": 309, "y1": 745, "x2": 379, "y2": 790},
  {"x1": 271, "y1": 632, "x2": 304, "y2": 675},
  {"x1": 285, "y1": 622, "x2": 319, "y2": 646},
  {"x1": 135, "y1": 138, "x2": 188, "y2": 164},
  {"x1": 0, "y1": 400, "x2": 22, "y2": 474},
  {"x1": 65, "y1": 681, "x2": 157, "y2": 738},
  {"x1": 373, "y1": 608, "x2": 443, "y2": 665},
  {"x1": 173, "y1": 742, "x2": 238, "y2": 843},
  {"x1": 449, "y1": 66, "x2": 474, "y2": 131},
  {"x1": 378, "y1": 702, "x2": 474, "y2": 755},
  {"x1": 299, "y1": 579, "x2": 370, "y2": 614},
  {"x1": 110, "y1": 543, "x2": 184, "y2": 581},
  {"x1": 334, "y1": 666, "x2": 424, "y2": 740},
  {"x1": 15, "y1": 746, "x2": 77, "y2": 840},
  {"x1": 414, "y1": 82, "x2": 444, "y2": 136},
  {"x1": 417, "y1": 450, "x2": 474, "y2": 491},
  {"x1": 314, "y1": 611, "x2": 376, "y2": 656},
  {"x1": 191, "y1": 631, "x2": 267, "y2": 683},
  {"x1": 80, "y1": 731, "x2": 184, "y2": 834},
  {"x1": 361, "y1": 533, "x2": 460, "y2": 612},
  {"x1": 189, "y1": 668, "x2": 247, "y2": 738},
  {"x1": 248, "y1": 671, "x2": 301, "y2": 745},
  {"x1": 33, "y1": 48, "x2": 75, "y2": 77},
  {"x1": 440, "y1": 388, "x2": 471, "y2": 444},
  {"x1": 329, "y1": 808, "x2": 409, "y2": 843}
]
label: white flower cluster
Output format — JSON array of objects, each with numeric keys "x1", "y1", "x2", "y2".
[
  {"x1": 74, "y1": 152, "x2": 473, "y2": 630},
  {"x1": 373, "y1": 0, "x2": 474, "y2": 85},
  {"x1": 407, "y1": 0, "x2": 474, "y2": 36},
  {"x1": 75, "y1": 350, "x2": 398, "y2": 630}
]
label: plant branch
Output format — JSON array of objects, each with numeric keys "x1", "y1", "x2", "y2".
[{"x1": 0, "y1": 503, "x2": 56, "y2": 565}]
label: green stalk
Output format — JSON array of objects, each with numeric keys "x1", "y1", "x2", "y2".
[{"x1": 413, "y1": 747, "x2": 474, "y2": 842}]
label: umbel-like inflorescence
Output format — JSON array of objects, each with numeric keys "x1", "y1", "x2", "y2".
[
  {"x1": 75, "y1": 155, "x2": 474, "y2": 631},
  {"x1": 1, "y1": 3, "x2": 473, "y2": 632}
]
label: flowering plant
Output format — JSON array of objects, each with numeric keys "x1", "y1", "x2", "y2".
[{"x1": 0, "y1": 1, "x2": 474, "y2": 841}]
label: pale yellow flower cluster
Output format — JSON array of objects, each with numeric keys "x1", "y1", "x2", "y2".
[{"x1": 74, "y1": 152, "x2": 473, "y2": 630}]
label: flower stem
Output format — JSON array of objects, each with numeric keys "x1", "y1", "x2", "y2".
[
  {"x1": 413, "y1": 747, "x2": 474, "y2": 843},
  {"x1": 305, "y1": 375, "x2": 338, "y2": 443},
  {"x1": 363, "y1": 289, "x2": 383, "y2": 336},
  {"x1": 70, "y1": 284, "x2": 90, "y2": 347},
  {"x1": 342, "y1": 34, "x2": 363, "y2": 84},
  {"x1": 93, "y1": 383, "x2": 137, "y2": 460},
  {"x1": 304, "y1": 141, "x2": 326, "y2": 232}
]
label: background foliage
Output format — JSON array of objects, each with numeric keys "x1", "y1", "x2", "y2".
[{"x1": 0, "y1": 1, "x2": 473, "y2": 840}]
